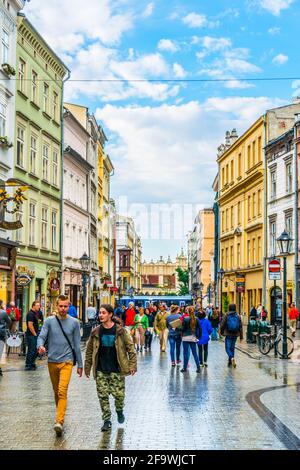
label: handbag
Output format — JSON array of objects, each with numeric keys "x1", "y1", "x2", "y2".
[{"x1": 55, "y1": 316, "x2": 77, "y2": 366}]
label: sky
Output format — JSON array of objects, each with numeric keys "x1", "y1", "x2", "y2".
[{"x1": 24, "y1": 0, "x2": 300, "y2": 261}]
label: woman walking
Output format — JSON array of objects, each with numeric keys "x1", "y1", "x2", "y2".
[
  {"x1": 210, "y1": 309, "x2": 220, "y2": 340},
  {"x1": 133, "y1": 307, "x2": 149, "y2": 352},
  {"x1": 181, "y1": 306, "x2": 202, "y2": 373},
  {"x1": 197, "y1": 311, "x2": 212, "y2": 367},
  {"x1": 166, "y1": 305, "x2": 182, "y2": 366},
  {"x1": 144, "y1": 308, "x2": 155, "y2": 350}
]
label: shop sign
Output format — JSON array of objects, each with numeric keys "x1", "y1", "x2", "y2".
[
  {"x1": 235, "y1": 274, "x2": 245, "y2": 293},
  {"x1": 49, "y1": 278, "x2": 60, "y2": 291},
  {"x1": 16, "y1": 273, "x2": 32, "y2": 286},
  {"x1": 0, "y1": 220, "x2": 23, "y2": 230},
  {"x1": 17, "y1": 265, "x2": 35, "y2": 277}
]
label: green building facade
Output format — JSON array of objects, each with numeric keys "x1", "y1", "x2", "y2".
[{"x1": 13, "y1": 13, "x2": 69, "y2": 321}]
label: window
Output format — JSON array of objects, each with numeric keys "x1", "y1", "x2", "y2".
[
  {"x1": 221, "y1": 211, "x2": 225, "y2": 233},
  {"x1": 51, "y1": 211, "x2": 57, "y2": 251},
  {"x1": 238, "y1": 153, "x2": 241, "y2": 177},
  {"x1": 29, "y1": 202, "x2": 36, "y2": 245},
  {"x1": 230, "y1": 160, "x2": 234, "y2": 182},
  {"x1": 258, "y1": 237, "x2": 262, "y2": 262},
  {"x1": 30, "y1": 136, "x2": 37, "y2": 174},
  {"x1": 230, "y1": 245, "x2": 234, "y2": 269},
  {"x1": 238, "y1": 201, "x2": 241, "y2": 225},
  {"x1": 270, "y1": 221, "x2": 276, "y2": 256},
  {"x1": 237, "y1": 243, "x2": 241, "y2": 267},
  {"x1": 252, "y1": 238, "x2": 256, "y2": 265},
  {"x1": 258, "y1": 190, "x2": 262, "y2": 215},
  {"x1": 221, "y1": 249, "x2": 224, "y2": 268},
  {"x1": 43, "y1": 82, "x2": 49, "y2": 113},
  {"x1": 0, "y1": 102, "x2": 6, "y2": 136},
  {"x1": 2, "y1": 29, "x2": 9, "y2": 64},
  {"x1": 52, "y1": 149, "x2": 58, "y2": 186},
  {"x1": 286, "y1": 214, "x2": 293, "y2": 239},
  {"x1": 52, "y1": 92, "x2": 58, "y2": 120},
  {"x1": 225, "y1": 208, "x2": 229, "y2": 231},
  {"x1": 17, "y1": 127, "x2": 24, "y2": 167},
  {"x1": 41, "y1": 207, "x2": 48, "y2": 249},
  {"x1": 42, "y1": 144, "x2": 49, "y2": 180},
  {"x1": 247, "y1": 240, "x2": 251, "y2": 266},
  {"x1": 31, "y1": 70, "x2": 38, "y2": 103},
  {"x1": 252, "y1": 193, "x2": 256, "y2": 218},
  {"x1": 286, "y1": 163, "x2": 293, "y2": 193},
  {"x1": 248, "y1": 196, "x2": 251, "y2": 220},
  {"x1": 271, "y1": 171, "x2": 276, "y2": 198},
  {"x1": 225, "y1": 247, "x2": 229, "y2": 270},
  {"x1": 18, "y1": 59, "x2": 25, "y2": 93},
  {"x1": 226, "y1": 164, "x2": 229, "y2": 184},
  {"x1": 231, "y1": 205, "x2": 234, "y2": 229},
  {"x1": 222, "y1": 167, "x2": 225, "y2": 188},
  {"x1": 258, "y1": 136, "x2": 262, "y2": 161},
  {"x1": 252, "y1": 141, "x2": 256, "y2": 165},
  {"x1": 247, "y1": 145, "x2": 251, "y2": 169},
  {"x1": 15, "y1": 207, "x2": 23, "y2": 243}
]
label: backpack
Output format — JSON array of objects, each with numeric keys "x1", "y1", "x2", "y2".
[{"x1": 226, "y1": 313, "x2": 240, "y2": 334}]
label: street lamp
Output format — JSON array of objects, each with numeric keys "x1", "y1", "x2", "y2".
[
  {"x1": 277, "y1": 230, "x2": 293, "y2": 359},
  {"x1": 79, "y1": 252, "x2": 90, "y2": 326},
  {"x1": 199, "y1": 282, "x2": 204, "y2": 308},
  {"x1": 218, "y1": 268, "x2": 225, "y2": 319}
]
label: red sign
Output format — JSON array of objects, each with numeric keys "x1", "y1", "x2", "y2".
[{"x1": 268, "y1": 259, "x2": 281, "y2": 273}]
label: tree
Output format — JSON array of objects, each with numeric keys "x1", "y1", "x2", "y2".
[{"x1": 175, "y1": 267, "x2": 189, "y2": 296}]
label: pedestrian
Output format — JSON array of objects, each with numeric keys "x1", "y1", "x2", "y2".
[
  {"x1": 114, "y1": 303, "x2": 123, "y2": 320},
  {"x1": 220, "y1": 303, "x2": 243, "y2": 368},
  {"x1": 256, "y1": 303, "x2": 262, "y2": 320},
  {"x1": 123, "y1": 302, "x2": 136, "y2": 333},
  {"x1": 0, "y1": 300, "x2": 12, "y2": 376},
  {"x1": 197, "y1": 311, "x2": 212, "y2": 367},
  {"x1": 6, "y1": 301, "x2": 21, "y2": 332},
  {"x1": 250, "y1": 305, "x2": 257, "y2": 320},
  {"x1": 166, "y1": 305, "x2": 182, "y2": 367},
  {"x1": 210, "y1": 308, "x2": 220, "y2": 340},
  {"x1": 261, "y1": 306, "x2": 268, "y2": 320},
  {"x1": 67, "y1": 301, "x2": 78, "y2": 319},
  {"x1": 37, "y1": 294, "x2": 83, "y2": 437},
  {"x1": 84, "y1": 304, "x2": 137, "y2": 432},
  {"x1": 154, "y1": 304, "x2": 169, "y2": 352},
  {"x1": 133, "y1": 307, "x2": 148, "y2": 352},
  {"x1": 288, "y1": 302, "x2": 299, "y2": 337},
  {"x1": 25, "y1": 301, "x2": 41, "y2": 371},
  {"x1": 180, "y1": 306, "x2": 202, "y2": 373},
  {"x1": 87, "y1": 303, "x2": 97, "y2": 323},
  {"x1": 205, "y1": 304, "x2": 213, "y2": 319},
  {"x1": 144, "y1": 307, "x2": 155, "y2": 350}
]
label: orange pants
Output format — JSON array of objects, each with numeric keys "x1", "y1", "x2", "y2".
[{"x1": 48, "y1": 362, "x2": 73, "y2": 425}]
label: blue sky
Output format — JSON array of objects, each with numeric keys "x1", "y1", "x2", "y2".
[{"x1": 25, "y1": 0, "x2": 300, "y2": 261}]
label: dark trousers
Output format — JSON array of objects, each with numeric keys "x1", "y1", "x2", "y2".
[
  {"x1": 225, "y1": 336, "x2": 237, "y2": 360},
  {"x1": 168, "y1": 335, "x2": 182, "y2": 362},
  {"x1": 145, "y1": 332, "x2": 153, "y2": 349},
  {"x1": 25, "y1": 334, "x2": 37, "y2": 368},
  {"x1": 198, "y1": 343, "x2": 208, "y2": 364},
  {"x1": 183, "y1": 341, "x2": 200, "y2": 370}
]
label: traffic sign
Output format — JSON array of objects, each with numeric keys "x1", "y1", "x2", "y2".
[{"x1": 268, "y1": 259, "x2": 281, "y2": 280}]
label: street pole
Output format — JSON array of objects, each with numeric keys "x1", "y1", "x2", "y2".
[
  {"x1": 274, "y1": 279, "x2": 278, "y2": 357},
  {"x1": 238, "y1": 291, "x2": 241, "y2": 316},
  {"x1": 282, "y1": 256, "x2": 288, "y2": 358},
  {"x1": 82, "y1": 272, "x2": 87, "y2": 325},
  {"x1": 220, "y1": 277, "x2": 223, "y2": 319}
]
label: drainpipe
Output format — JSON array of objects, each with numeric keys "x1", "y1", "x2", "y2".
[
  {"x1": 294, "y1": 120, "x2": 299, "y2": 309},
  {"x1": 262, "y1": 114, "x2": 268, "y2": 309},
  {"x1": 60, "y1": 69, "x2": 71, "y2": 289},
  {"x1": 108, "y1": 167, "x2": 115, "y2": 303}
]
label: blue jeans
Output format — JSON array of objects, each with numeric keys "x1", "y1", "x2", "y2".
[
  {"x1": 168, "y1": 335, "x2": 182, "y2": 362},
  {"x1": 225, "y1": 336, "x2": 237, "y2": 360},
  {"x1": 211, "y1": 327, "x2": 219, "y2": 340},
  {"x1": 25, "y1": 334, "x2": 38, "y2": 368},
  {"x1": 183, "y1": 341, "x2": 200, "y2": 370}
]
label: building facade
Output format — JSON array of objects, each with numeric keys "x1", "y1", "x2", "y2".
[
  {"x1": 13, "y1": 13, "x2": 68, "y2": 319},
  {"x1": 0, "y1": 0, "x2": 25, "y2": 306},
  {"x1": 141, "y1": 251, "x2": 187, "y2": 296}
]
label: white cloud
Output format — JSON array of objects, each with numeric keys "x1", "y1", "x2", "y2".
[
  {"x1": 142, "y1": 2, "x2": 155, "y2": 18},
  {"x1": 259, "y1": 0, "x2": 294, "y2": 15},
  {"x1": 173, "y1": 63, "x2": 187, "y2": 78},
  {"x1": 182, "y1": 12, "x2": 208, "y2": 28},
  {"x1": 158, "y1": 39, "x2": 179, "y2": 53},
  {"x1": 272, "y1": 53, "x2": 289, "y2": 65},
  {"x1": 268, "y1": 26, "x2": 281, "y2": 34}
]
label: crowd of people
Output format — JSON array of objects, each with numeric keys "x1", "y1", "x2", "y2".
[{"x1": 0, "y1": 296, "x2": 299, "y2": 438}]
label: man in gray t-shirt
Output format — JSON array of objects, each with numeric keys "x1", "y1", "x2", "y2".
[{"x1": 37, "y1": 294, "x2": 83, "y2": 437}]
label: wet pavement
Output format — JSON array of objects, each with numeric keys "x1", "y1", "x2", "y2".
[{"x1": 0, "y1": 336, "x2": 300, "y2": 450}]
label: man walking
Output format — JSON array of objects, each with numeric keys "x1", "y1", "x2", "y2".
[
  {"x1": 220, "y1": 303, "x2": 243, "y2": 368},
  {"x1": 84, "y1": 304, "x2": 137, "y2": 432},
  {"x1": 154, "y1": 304, "x2": 169, "y2": 352},
  {"x1": 87, "y1": 303, "x2": 97, "y2": 323},
  {"x1": 67, "y1": 301, "x2": 78, "y2": 319},
  {"x1": 288, "y1": 302, "x2": 299, "y2": 337},
  {"x1": 25, "y1": 301, "x2": 41, "y2": 371},
  {"x1": 37, "y1": 294, "x2": 83, "y2": 437},
  {"x1": 0, "y1": 300, "x2": 11, "y2": 376}
]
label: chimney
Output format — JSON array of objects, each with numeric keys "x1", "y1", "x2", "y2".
[
  {"x1": 229, "y1": 128, "x2": 238, "y2": 145},
  {"x1": 292, "y1": 96, "x2": 300, "y2": 104},
  {"x1": 225, "y1": 130, "x2": 231, "y2": 147}
]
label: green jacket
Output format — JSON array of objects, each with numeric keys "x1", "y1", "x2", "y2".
[
  {"x1": 84, "y1": 317, "x2": 137, "y2": 379},
  {"x1": 133, "y1": 314, "x2": 149, "y2": 330},
  {"x1": 154, "y1": 311, "x2": 169, "y2": 331}
]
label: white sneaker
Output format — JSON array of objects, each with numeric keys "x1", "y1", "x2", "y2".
[{"x1": 54, "y1": 423, "x2": 63, "y2": 437}]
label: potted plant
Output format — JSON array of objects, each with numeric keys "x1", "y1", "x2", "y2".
[
  {"x1": 1, "y1": 63, "x2": 16, "y2": 77},
  {"x1": 0, "y1": 136, "x2": 13, "y2": 148}
]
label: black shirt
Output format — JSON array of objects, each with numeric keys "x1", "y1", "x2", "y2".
[
  {"x1": 97, "y1": 324, "x2": 120, "y2": 374},
  {"x1": 26, "y1": 310, "x2": 39, "y2": 336}
]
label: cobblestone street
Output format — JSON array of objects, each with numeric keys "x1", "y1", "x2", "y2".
[{"x1": 1, "y1": 337, "x2": 300, "y2": 450}]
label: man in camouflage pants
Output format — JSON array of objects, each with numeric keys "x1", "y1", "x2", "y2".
[{"x1": 85, "y1": 305, "x2": 137, "y2": 432}]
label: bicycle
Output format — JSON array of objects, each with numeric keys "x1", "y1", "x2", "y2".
[{"x1": 258, "y1": 327, "x2": 294, "y2": 357}]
